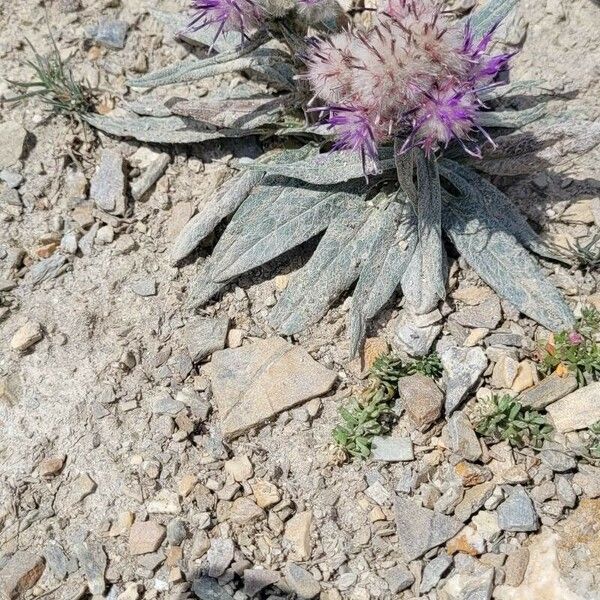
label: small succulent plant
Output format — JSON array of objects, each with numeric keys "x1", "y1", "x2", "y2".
[
  {"x1": 473, "y1": 394, "x2": 553, "y2": 448},
  {"x1": 539, "y1": 307, "x2": 600, "y2": 385},
  {"x1": 587, "y1": 420, "x2": 600, "y2": 460}
]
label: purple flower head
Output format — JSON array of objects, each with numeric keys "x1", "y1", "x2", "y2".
[
  {"x1": 188, "y1": 0, "x2": 266, "y2": 44},
  {"x1": 568, "y1": 331, "x2": 584, "y2": 346}
]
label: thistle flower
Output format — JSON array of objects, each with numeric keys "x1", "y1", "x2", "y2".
[
  {"x1": 188, "y1": 0, "x2": 266, "y2": 43},
  {"x1": 303, "y1": 0, "x2": 513, "y2": 165}
]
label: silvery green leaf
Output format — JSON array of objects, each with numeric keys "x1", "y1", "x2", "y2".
[
  {"x1": 186, "y1": 259, "x2": 228, "y2": 309},
  {"x1": 394, "y1": 143, "x2": 416, "y2": 201},
  {"x1": 401, "y1": 152, "x2": 446, "y2": 314},
  {"x1": 468, "y1": 0, "x2": 520, "y2": 38},
  {"x1": 477, "y1": 105, "x2": 545, "y2": 129},
  {"x1": 269, "y1": 204, "x2": 379, "y2": 335},
  {"x1": 149, "y1": 9, "x2": 238, "y2": 53},
  {"x1": 441, "y1": 190, "x2": 574, "y2": 332},
  {"x1": 170, "y1": 170, "x2": 265, "y2": 265},
  {"x1": 125, "y1": 98, "x2": 173, "y2": 117},
  {"x1": 439, "y1": 159, "x2": 563, "y2": 262},
  {"x1": 245, "y1": 147, "x2": 394, "y2": 184},
  {"x1": 348, "y1": 199, "x2": 418, "y2": 357},
  {"x1": 211, "y1": 178, "x2": 367, "y2": 282},
  {"x1": 83, "y1": 113, "x2": 246, "y2": 144},
  {"x1": 479, "y1": 79, "x2": 544, "y2": 102}
]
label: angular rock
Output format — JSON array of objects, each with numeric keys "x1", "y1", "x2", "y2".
[
  {"x1": 147, "y1": 489, "x2": 180, "y2": 514},
  {"x1": 207, "y1": 538, "x2": 234, "y2": 578},
  {"x1": 491, "y1": 355, "x2": 519, "y2": 389},
  {"x1": 371, "y1": 436, "x2": 414, "y2": 462},
  {"x1": 130, "y1": 278, "x2": 157, "y2": 297},
  {"x1": 441, "y1": 346, "x2": 488, "y2": 415},
  {"x1": 186, "y1": 316, "x2": 229, "y2": 363},
  {"x1": 442, "y1": 561, "x2": 494, "y2": 600},
  {"x1": 192, "y1": 577, "x2": 234, "y2": 600},
  {"x1": 452, "y1": 296, "x2": 502, "y2": 329},
  {"x1": 504, "y1": 547, "x2": 530, "y2": 587},
  {"x1": 540, "y1": 449, "x2": 576, "y2": 473},
  {"x1": 546, "y1": 383, "x2": 600, "y2": 432},
  {"x1": 497, "y1": 486, "x2": 539, "y2": 532},
  {"x1": 90, "y1": 149, "x2": 126, "y2": 213},
  {"x1": 519, "y1": 372, "x2": 578, "y2": 409},
  {"x1": 251, "y1": 480, "x2": 281, "y2": 508},
  {"x1": 73, "y1": 540, "x2": 106, "y2": 596},
  {"x1": 230, "y1": 497, "x2": 265, "y2": 525},
  {"x1": 39, "y1": 455, "x2": 66, "y2": 477},
  {"x1": 0, "y1": 552, "x2": 45, "y2": 599},
  {"x1": 92, "y1": 19, "x2": 129, "y2": 49},
  {"x1": 394, "y1": 497, "x2": 463, "y2": 561},
  {"x1": 207, "y1": 337, "x2": 336, "y2": 439},
  {"x1": 10, "y1": 321, "x2": 43, "y2": 351},
  {"x1": 555, "y1": 475, "x2": 577, "y2": 508},
  {"x1": 380, "y1": 565, "x2": 414, "y2": 594},
  {"x1": 284, "y1": 511, "x2": 312, "y2": 561},
  {"x1": 284, "y1": 564, "x2": 321, "y2": 599},
  {"x1": 421, "y1": 554, "x2": 453, "y2": 593},
  {"x1": 0, "y1": 121, "x2": 27, "y2": 169},
  {"x1": 454, "y1": 482, "x2": 495, "y2": 522},
  {"x1": 446, "y1": 525, "x2": 485, "y2": 556},
  {"x1": 400, "y1": 374, "x2": 444, "y2": 428},
  {"x1": 224, "y1": 455, "x2": 253, "y2": 482},
  {"x1": 393, "y1": 312, "x2": 443, "y2": 357},
  {"x1": 447, "y1": 412, "x2": 482, "y2": 462},
  {"x1": 573, "y1": 464, "x2": 600, "y2": 498},
  {"x1": 43, "y1": 543, "x2": 68, "y2": 581},
  {"x1": 243, "y1": 569, "x2": 280, "y2": 597},
  {"x1": 129, "y1": 521, "x2": 166, "y2": 555}
]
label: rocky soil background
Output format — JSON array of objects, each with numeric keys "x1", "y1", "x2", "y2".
[{"x1": 1, "y1": 0, "x2": 600, "y2": 599}]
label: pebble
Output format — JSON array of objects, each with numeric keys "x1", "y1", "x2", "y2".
[
  {"x1": 225, "y1": 455, "x2": 253, "y2": 482},
  {"x1": 92, "y1": 19, "x2": 129, "y2": 49},
  {"x1": 207, "y1": 538, "x2": 235, "y2": 578},
  {"x1": 471, "y1": 511, "x2": 501, "y2": 542},
  {"x1": 454, "y1": 482, "x2": 495, "y2": 522},
  {"x1": 400, "y1": 373, "x2": 444, "y2": 428},
  {"x1": 511, "y1": 360, "x2": 537, "y2": 393},
  {"x1": 95, "y1": 225, "x2": 114, "y2": 244},
  {"x1": 0, "y1": 552, "x2": 45, "y2": 599},
  {"x1": 0, "y1": 121, "x2": 27, "y2": 168},
  {"x1": 131, "y1": 278, "x2": 157, "y2": 297},
  {"x1": 128, "y1": 521, "x2": 166, "y2": 556},
  {"x1": 284, "y1": 564, "x2": 321, "y2": 599},
  {"x1": 251, "y1": 480, "x2": 281, "y2": 509},
  {"x1": 243, "y1": 569, "x2": 280, "y2": 596},
  {"x1": 380, "y1": 565, "x2": 414, "y2": 594},
  {"x1": 393, "y1": 312, "x2": 443, "y2": 357},
  {"x1": 371, "y1": 436, "x2": 414, "y2": 462},
  {"x1": 90, "y1": 149, "x2": 126, "y2": 213},
  {"x1": 497, "y1": 486, "x2": 539, "y2": 532},
  {"x1": 10, "y1": 321, "x2": 43, "y2": 351},
  {"x1": 147, "y1": 489, "x2": 180, "y2": 514},
  {"x1": 491, "y1": 355, "x2": 519, "y2": 389},
  {"x1": 504, "y1": 547, "x2": 530, "y2": 586},
  {"x1": 555, "y1": 475, "x2": 577, "y2": 508},
  {"x1": 540, "y1": 449, "x2": 577, "y2": 473},
  {"x1": 0, "y1": 169, "x2": 24, "y2": 188},
  {"x1": 284, "y1": 511, "x2": 312, "y2": 561},
  {"x1": 442, "y1": 346, "x2": 488, "y2": 414},
  {"x1": 71, "y1": 473, "x2": 96, "y2": 503},
  {"x1": 573, "y1": 464, "x2": 600, "y2": 498},
  {"x1": 446, "y1": 525, "x2": 485, "y2": 556},
  {"x1": 166, "y1": 519, "x2": 187, "y2": 545},
  {"x1": 447, "y1": 411, "x2": 482, "y2": 462},
  {"x1": 185, "y1": 316, "x2": 229, "y2": 363},
  {"x1": 546, "y1": 383, "x2": 600, "y2": 432},
  {"x1": 192, "y1": 577, "x2": 235, "y2": 600},
  {"x1": 421, "y1": 555, "x2": 453, "y2": 593},
  {"x1": 38, "y1": 455, "x2": 65, "y2": 477},
  {"x1": 230, "y1": 497, "x2": 265, "y2": 525},
  {"x1": 519, "y1": 372, "x2": 578, "y2": 409}
]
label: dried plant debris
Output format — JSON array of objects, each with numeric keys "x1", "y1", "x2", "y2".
[
  {"x1": 473, "y1": 394, "x2": 553, "y2": 449},
  {"x1": 569, "y1": 233, "x2": 600, "y2": 270}
]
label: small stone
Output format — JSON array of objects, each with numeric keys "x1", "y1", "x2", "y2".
[
  {"x1": 207, "y1": 538, "x2": 235, "y2": 578},
  {"x1": 129, "y1": 521, "x2": 166, "y2": 556},
  {"x1": 95, "y1": 225, "x2": 114, "y2": 245},
  {"x1": 454, "y1": 461, "x2": 492, "y2": 487},
  {"x1": 284, "y1": 564, "x2": 320, "y2": 599},
  {"x1": 0, "y1": 552, "x2": 45, "y2": 599},
  {"x1": 452, "y1": 297, "x2": 502, "y2": 329},
  {"x1": 365, "y1": 481, "x2": 391, "y2": 505},
  {"x1": 243, "y1": 569, "x2": 280, "y2": 597},
  {"x1": 39, "y1": 455, "x2": 65, "y2": 477},
  {"x1": 394, "y1": 497, "x2": 463, "y2": 561},
  {"x1": 167, "y1": 201, "x2": 193, "y2": 239},
  {"x1": 73, "y1": 473, "x2": 96, "y2": 502},
  {"x1": 562, "y1": 200, "x2": 595, "y2": 224},
  {"x1": 73, "y1": 540, "x2": 106, "y2": 596},
  {"x1": 371, "y1": 436, "x2": 414, "y2": 462},
  {"x1": 393, "y1": 311, "x2": 443, "y2": 357},
  {"x1": 90, "y1": 149, "x2": 126, "y2": 212},
  {"x1": 361, "y1": 337, "x2": 389, "y2": 371},
  {"x1": 447, "y1": 412, "x2": 482, "y2": 462},
  {"x1": 10, "y1": 321, "x2": 43, "y2": 351},
  {"x1": 540, "y1": 449, "x2": 576, "y2": 473},
  {"x1": 546, "y1": 382, "x2": 600, "y2": 432},
  {"x1": 380, "y1": 565, "x2": 414, "y2": 594},
  {"x1": 555, "y1": 475, "x2": 577, "y2": 508},
  {"x1": 227, "y1": 328, "x2": 244, "y2": 348},
  {"x1": 151, "y1": 394, "x2": 184, "y2": 416},
  {"x1": 471, "y1": 511, "x2": 501, "y2": 542},
  {"x1": 441, "y1": 561, "x2": 494, "y2": 600},
  {"x1": 573, "y1": 464, "x2": 600, "y2": 498},
  {"x1": 442, "y1": 346, "x2": 488, "y2": 415},
  {"x1": 178, "y1": 474, "x2": 198, "y2": 497},
  {"x1": 225, "y1": 455, "x2": 253, "y2": 482},
  {"x1": 491, "y1": 355, "x2": 519, "y2": 389},
  {"x1": 454, "y1": 483, "x2": 495, "y2": 522},
  {"x1": 60, "y1": 231, "x2": 79, "y2": 254},
  {"x1": 0, "y1": 169, "x2": 24, "y2": 188},
  {"x1": 447, "y1": 525, "x2": 485, "y2": 556},
  {"x1": 0, "y1": 122, "x2": 27, "y2": 168},
  {"x1": 497, "y1": 486, "x2": 539, "y2": 532},
  {"x1": 192, "y1": 577, "x2": 234, "y2": 600},
  {"x1": 131, "y1": 278, "x2": 156, "y2": 297},
  {"x1": 185, "y1": 316, "x2": 229, "y2": 362},
  {"x1": 511, "y1": 361, "x2": 537, "y2": 393},
  {"x1": 166, "y1": 519, "x2": 187, "y2": 545},
  {"x1": 93, "y1": 19, "x2": 129, "y2": 49},
  {"x1": 148, "y1": 489, "x2": 180, "y2": 514},
  {"x1": 251, "y1": 480, "x2": 281, "y2": 509},
  {"x1": 230, "y1": 497, "x2": 265, "y2": 525},
  {"x1": 284, "y1": 511, "x2": 312, "y2": 561},
  {"x1": 504, "y1": 547, "x2": 529, "y2": 586},
  {"x1": 421, "y1": 554, "x2": 453, "y2": 593},
  {"x1": 519, "y1": 372, "x2": 578, "y2": 409},
  {"x1": 400, "y1": 373, "x2": 444, "y2": 428}
]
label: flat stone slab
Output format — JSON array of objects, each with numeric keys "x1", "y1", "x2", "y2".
[
  {"x1": 371, "y1": 436, "x2": 414, "y2": 462},
  {"x1": 207, "y1": 337, "x2": 336, "y2": 439},
  {"x1": 546, "y1": 382, "x2": 600, "y2": 432},
  {"x1": 519, "y1": 372, "x2": 578, "y2": 410}
]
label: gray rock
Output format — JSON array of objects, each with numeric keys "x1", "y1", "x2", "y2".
[
  {"x1": 92, "y1": 20, "x2": 129, "y2": 49},
  {"x1": 0, "y1": 122, "x2": 27, "y2": 169},
  {"x1": 0, "y1": 169, "x2": 24, "y2": 188},
  {"x1": 185, "y1": 316, "x2": 229, "y2": 363},
  {"x1": 73, "y1": 540, "x2": 106, "y2": 596},
  {"x1": 394, "y1": 497, "x2": 463, "y2": 561},
  {"x1": 555, "y1": 475, "x2": 577, "y2": 508},
  {"x1": 380, "y1": 565, "x2": 414, "y2": 594},
  {"x1": 447, "y1": 411, "x2": 482, "y2": 461},
  {"x1": 519, "y1": 372, "x2": 578, "y2": 409},
  {"x1": 441, "y1": 346, "x2": 488, "y2": 415},
  {"x1": 400, "y1": 373, "x2": 444, "y2": 428},
  {"x1": 371, "y1": 436, "x2": 414, "y2": 462},
  {"x1": 284, "y1": 564, "x2": 320, "y2": 598},
  {"x1": 43, "y1": 542, "x2": 68, "y2": 581},
  {"x1": 451, "y1": 296, "x2": 502, "y2": 329},
  {"x1": 454, "y1": 482, "x2": 495, "y2": 522},
  {"x1": 207, "y1": 337, "x2": 336, "y2": 439},
  {"x1": 207, "y1": 538, "x2": 234, "y2": 578},
  {"x1": 393, "y1": 318, "x2": 443, "y2": 357},
  {"x1": 485, "y1": 332, "x2": 525, "y2": 347},
  {"x1": 90, "y1": 149, "x2": 126, "y2": 213},
  {"x1": 573, "y1": 464, "x2": 600, "y2": 498},
  {"x1": 441, "y1": 562, "x2": 494, "y2": 600},
  {"x1": 131, "y1": 152, "x2": 170, "y2": 201},
  {"x1": 131, "y1": 278, "x2": 157, "y2": 297},
  {"x1": 166, "y1": 519, "x2": 187, "y2": 545},
  {"x1": 546, "y1": 383, "x2": 600, "y2": 432},
  {"x1": 151, "y1": 394, "x2": 185, "y2": 416},
  {"x1": 192, "y1": 577, "x2": 234, "y2": 600},
  {"x1": 243, "y1": 568, "x2": 280, "y2": 596},
  {"x1": 497, "y1": 486, "x2": 539, "y2": 532},
  {"x1": 421, "y1": 554, "x2": 453, "y2": 593},
  {"x1": 540, "y1": 449, "x2": 576, "y2": 473}
]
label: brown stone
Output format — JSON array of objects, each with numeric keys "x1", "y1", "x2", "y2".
[
  {"x1": 229, "y1": 497, "x2": 265, "y2": 525},
  {"x1": 0, "y1": 552, "x2": 45, "y2": 599},
  {"x1": 504, "y1": 547, "x2": 530, "y2": 587},
  {"x1": 400, "y1": 374, "x2": 444, "y2": 428},
  {"x1": 129, "y1": 521, "x2": 166, "y2": 556},
  {"x1": 454, "y1": 461, "x2": 492, "y2": 487},
  {"x1": 38, "y1": 455, "x2": 65, "y2": 477},
  {"x1": 283, "y1": 511, "x2": 313, "y2": 561},
  {"x1": 251, "y1": 480, "x2": 281, "y2": 509}
]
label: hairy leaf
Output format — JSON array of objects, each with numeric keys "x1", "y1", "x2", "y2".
[
  {"x1": 186, "y1": 259, "x2": 228, "y2": 309},
  {"x1": 469, "y1": 0, "x2": 520, "y2": 38},
  {"x1": 479, "y1": 79, "x2": 544, "y2": 102},
  {"x1": 348, "y1": 199, "x2": 418, "y2": 356},
  {"x1": 441, "y1": 190, "x2": 574, "y2": 332},
  {"x1": 477, "y1": 105, "x2": 545, "y2": 129},
  {"x1": 269, "y1": 205, "x2": 380, "y2": 334},
  {"x1": 394, "y1": 145, "x2": 417, "y2": 201},
  {"x1": 401, "y1": 152, "x2": 446, "y2": 314}
]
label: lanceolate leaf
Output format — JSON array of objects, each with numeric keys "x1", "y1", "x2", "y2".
[
  {"x1": 439, "y1": 160, "x2": 563, "y2": 263},
  {"x1": 468, "y1": 0, "x2": 520, "y2": 38},
  {"x1": 269, "y1": 204, "x2": 380, "y2": 335},
  {"x1": 186, "y1": 259, "x2": 228, "y2": 309},
  {"x1": 401, "y1": 151, "x2": 447, "y2": 314},
  {"x1": 477, "y1": 105, "x2": 545, "y2": 129},
  {"x1": 348, "y1": 198, "x2": 418, "y2": 357},
  {"x1": 211, "y1": 178, "x2": 367, "y2": 282},
  {"x1": 479, "y1": 79, "x2": 544, "y2": 102},
  {"x1": 441, "y1": 190, "x2": 575, "y2": 332},
  {"x1": 170, "y1": 170, "x2": 265, "y2": 265}
]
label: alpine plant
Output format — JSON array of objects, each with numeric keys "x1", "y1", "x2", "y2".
[{"x1": 304, "y1": 0, "x2": 512, "y2": 171}]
